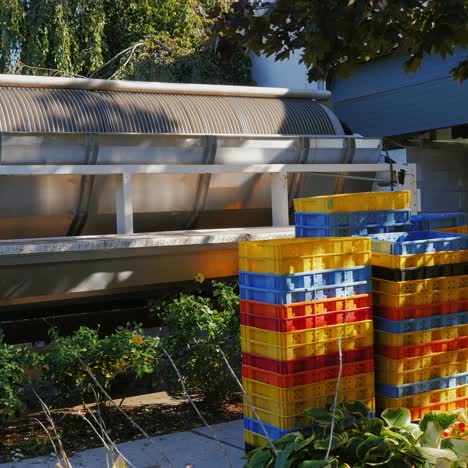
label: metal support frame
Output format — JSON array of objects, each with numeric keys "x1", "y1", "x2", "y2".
[
  {"x1": 115, "y1": 174, "x2": 133, "y2": 234},
  {"x1": 0, "y1": 163, "x2": 418, "y2": 234}
]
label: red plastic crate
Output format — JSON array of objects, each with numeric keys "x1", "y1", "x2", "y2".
[
  {"x1": 240, "y1": 307, "x2": 372, "y2": 332},
  {"x1": 377, "y1": 336, "x2": 468, "y2": 360},
  {"x1": 242, "y1": 359, "x2": 374, "y2": 388},
  {"x1": 240, "y1": 295, "x2": 372, "y2": 320},
  {"x1": 375, "y1": 299, "x2": 468, "y2": 321},
  {"x1": 406, "y1": 399, "x2": 468, "y2": 420},
  {"x1": 242, "y1": 346, "x2": 374, "y2": 374}
]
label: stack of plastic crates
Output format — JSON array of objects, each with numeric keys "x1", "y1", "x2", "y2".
[
  {"x1": 410, "y1": 212, "x2": 466, "y2": 233},
  {"x1": 371, "y1": 231, "x2": 468, "y2": 420},
  {"x1": 238, "y1": 237, "x2": 375, "y2": 451},
  {"x1": 293, "y1": 191, "x2": 412, "y2": 238}
]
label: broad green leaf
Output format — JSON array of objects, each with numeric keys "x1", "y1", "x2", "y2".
[
  {"x1": 339, "y1": 400, "x2": 371, "y2": 419},
  {"x1": 364, "y1": 418, "x2": 383, "y2": 436},
  {"x1": 420, "y1": 412, "x2": 459, "y2": 431},
  {"x1": 363, "y1": 440, "x2": 393, "y2": 466},
  {"x1": 381, "y1": 408, "x2": 411, "y2": 428},
  {"x1": 303, "y1": 407, "x2": 343, "y2": 425},
  {"x1": 295, "y1": 434, "x2": 315, "y2": 451},
  {"x1": 274, "y1": 442, "x2": 297, "y2": 468},
  {"x1": 314, "y1": 434, "x2": 345, "y2": 451},
  {"x1": 355, "y1": 436, "x2": 386, "y2": 461},
  {"x1": 417, "y1": 446, "x2": 458, "y2": 463},
  {"x1": 298, "y1": 461, "x2": 329, "y2": 468},
  {"x1": 246, "y1": 449, "x2": 274, "y2": 468},
  {"x1": 441, "y1": 438, "x2": 468, "y2": 457}
]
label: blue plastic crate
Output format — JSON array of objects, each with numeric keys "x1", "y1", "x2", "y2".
[
  {"x1": 295, "y1": 210, "x2": 411, "y2": 228},
  {"x1": 370, "y1": 231, "x2": 468, "y2": 255},
  {"x1": 376, "y1": 373, "x2": 468, "y2": 398},
  {"x1": 243, "y1": 416, "x2": 300, "y2": 439},
  {"x1": 410, "y1": 213, "x2": 466, "y2": 231},
  {"x1": 243, "y1": 411, "x2": 377, "y2": 441},
  {"x1": 374, "y1": 311, "x2": 468, "y2": 334},
  {"x1": 239, "y1": 266, "x2": 371, "y2": 291},
  {"x1": 295, "y1": 224, "x2": 411, "y2": 238},
  {"x1": 240, "y1": 280, "x2": 371, "y2": 304}
]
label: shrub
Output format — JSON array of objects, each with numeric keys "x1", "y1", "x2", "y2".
[
  {"x1": 0, "y1": 336, "x2": 35, "y2": 427},
  {"x1": 151, "y1": 280, "x2": 240, "y2": 402},
  {"x1": 245, "y1": 401, "x2": 468, "y2": 468},
  {"x1": 41, "y1": 324, "x2": 160, "y2": 401}
]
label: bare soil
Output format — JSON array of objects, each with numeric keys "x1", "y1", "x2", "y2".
[{"x1": 0, "y1": 391, "x2": 243, "y2": 463}]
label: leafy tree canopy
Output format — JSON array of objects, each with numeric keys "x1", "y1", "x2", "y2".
[
  {"x1": 0, "y1": 0, "x2": 251, "y2": 85},
  {"x1": 212, "y1": 0, "x2": 468, "y2": 82}
]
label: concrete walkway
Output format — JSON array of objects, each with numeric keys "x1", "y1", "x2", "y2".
[{"x1": 0, "y1": 420, "x2": 246, "y2": 468}]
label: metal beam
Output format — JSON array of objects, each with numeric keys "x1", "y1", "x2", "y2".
[
  {"x1": 115, "y1": 174, "x2": 133, "y2": 234},
  {"x1": 271, "y1": 173, "x2": 289, "y2": 227},
  {"x1": 0, "y1": 163, "x2": 394, "y2": 175}
]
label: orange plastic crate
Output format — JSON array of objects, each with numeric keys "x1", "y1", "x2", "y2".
[
  {"x1": 240, "y1": 307, "x2": 372, "y2": 332},
  {"x1": 240, "y1": 295, "x2": 372, "y2": 320},
  {"x1": 376, "y1": 336, "x2": 468, "y2": 359},
  {"x1": 375, "y1": 299, "x2": 468, "y2": 321}
]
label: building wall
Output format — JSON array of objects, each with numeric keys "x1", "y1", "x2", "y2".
[
  {"x1": 251, "y1": 51, "x2": 324, "y2": 90},
  {"x1": 331, "y1": 48, "x2": 468, "y2": 137},
  {"x1": 407, "y1": 147, "x2": 468, "y2": 218}
]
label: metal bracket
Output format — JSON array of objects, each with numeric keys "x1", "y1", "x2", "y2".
[
  {"x1": 67, "y1": 134, "x2": 99, "y2": 236},
  {"x1": 184, "y1": 136, "x2": 217, "y2": 229},
  {"x1": 334, "y1": 137, "x2": 356, "y2": 193}
]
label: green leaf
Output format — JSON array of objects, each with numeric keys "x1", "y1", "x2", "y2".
[
  {"x1": 298, "y1": 461, "x2": 330, "y2": 468},
  {"x1": 416, "y1": 446, "x2": 458, "y2": 464},
  {"x1": 274, "y1": 442, "x2": 296, "y2": 468},
  {"x1": 441, "y1": 438, "x2": 468, "y2": 457},
  {"x1": 381, "y1": 408, "x2": 412, "y2": 428},
  {"x1": 339, "y1": 400, "x2": 371, "y2": 419},
  {"x1": 420, "y1": 412, "x2": 459, "y2": 432},
  {"x1": 364, "y1": 418, "x2": 383, "y2": 436},
  {"x1": 246, "y1": 449, "x2": 274, "y2": 468},
  {"x1": 356, "y1": 436, "x2": 386, "y2": 460},
  {"x1": 304, "y1": 407, "x2": 344, "y2": 426}
]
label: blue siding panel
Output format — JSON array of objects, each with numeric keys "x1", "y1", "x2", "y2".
[{"x1": 331, "y1": 48, "x2": 468, "y2": 137}]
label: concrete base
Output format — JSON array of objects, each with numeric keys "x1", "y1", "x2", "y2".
[
  {"x1": 0, "y1": 420, "x2": 245, "y2": 468},
  {"x1": 0, "y1": 227, "x2": 294, "y2": 307}
]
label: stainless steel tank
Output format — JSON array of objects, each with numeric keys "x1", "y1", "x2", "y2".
[{"x1": 0, "y1": 75, "x2": 381, "y2": 239}]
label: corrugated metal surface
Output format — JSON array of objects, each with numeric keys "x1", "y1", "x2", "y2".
[
  {"x1": 331, "y1": 48, "x2": 468, "y2": 136},
  {"x1": 0, "y1": 87, "x2": 341, "y2": 136}
]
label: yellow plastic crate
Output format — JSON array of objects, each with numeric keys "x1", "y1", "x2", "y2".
[
  {"x1": 244, "y1": 430, "x2": 269, "y2": 449},
  {"x1": 241, "y1": 321, "x2": 373, "y2": 347},
  {"x1": 375, "y1": 324, "x2": 468, "y2": 347},
  {"x1": 241, "y1": 334, "x2": 373, "y2": 360},
  {"x1": 239, "y1": 237, "x2": 370, "y2": 258},
  {"x1": 373, "y1": 288, "x2": 468, "y2": 308},
  {"x1": 371, "y1": 250, "x2": 468, "y2": 269},
  {"x1": 376, "y1": 362, "x2": 468, "y2": 386},
  {"x1": 376, "y1": 349, "x2": 468, "y2": 374},
  {"x1": 242, "y1": 373, "x2": 375, "y2": 403},
  {"x1": 437, "y1": 226, "x2": 468, "y2": 234},
  {"x1": 244, "y1": 387, "x2": 376, "y2": 417},
  {"x1": 293, "y1": 191, "x2": 411, "y2": 213},
  {"x1": 241, "y1": 325, "x2": 373, "y2": 361},
  {"x1": 373, "y1": 275, "x2": 468, "y2": 295},
  {"x1": 378, "y1": 385, "x2": 468, "y2": 410},
  {"x1": 244, "y1": 397, "x2": 376, "y2": 430},
  {"x1": 239, "y1": 251, "x2": 371, "y2": 274}
]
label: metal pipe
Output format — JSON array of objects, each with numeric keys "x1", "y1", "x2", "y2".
[{"x1": 0, "y1": 74, "x2": 332, "y2": 100}]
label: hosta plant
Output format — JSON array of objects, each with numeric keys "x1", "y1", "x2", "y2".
[{"x1": 245, "y1": 401, "x2": 468, "y2": 467}]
